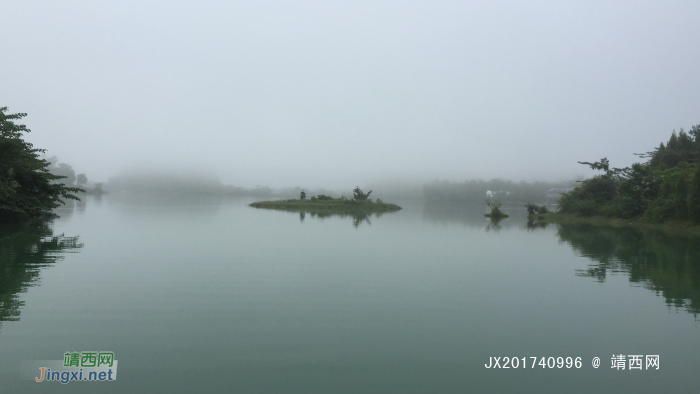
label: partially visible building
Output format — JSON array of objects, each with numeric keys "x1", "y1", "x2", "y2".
[{"x1": 485, "y1": 190, "x2": 511, "y2": 198}]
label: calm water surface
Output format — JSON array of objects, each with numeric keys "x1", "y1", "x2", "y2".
[{"x1": 1, "y1": 195, "x2": 698, "y2": 393}]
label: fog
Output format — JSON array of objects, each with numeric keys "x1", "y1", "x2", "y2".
[{"x1": 1, "y1": 1, "x2": 699, "y2": 189}]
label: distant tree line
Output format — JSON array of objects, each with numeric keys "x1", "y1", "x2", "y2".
[
  {"x1": 106, "y1": 171, "x2": 275, "y2": 197},
  {"x1": 559, "y1": 124, "x2": 700, "y2": 223}
]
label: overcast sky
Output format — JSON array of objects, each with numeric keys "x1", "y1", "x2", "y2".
[{"x1": 1, "y1": 0, "x2": 699, "y2": 188}]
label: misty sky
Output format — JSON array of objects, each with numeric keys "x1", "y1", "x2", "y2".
[{"x1": 1, "y1": 1, "x2": 699, "y2": 188}]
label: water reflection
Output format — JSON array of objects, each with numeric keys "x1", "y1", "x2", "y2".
[
  {"x1": 485, "y1": 218, "x2": 503, "y2": 233},
  {"x1": 0, "y1": 220, "x2": 83, "y2": 330},
  {"x1": 422, "y1": 202, "x2": 529, "y2": 229},
  {"x1": 107, "y1": 192, "x2": 223, "y2": 218},
  {"x1": 556, "y1": 224, "x2": 700, "y2": 315},
  {"x1": 296, "y1": 210, "x2": 376, "y2": 227},
  {"x1": 257, "y1": 205, "x2": 387, "y2": 227},
  {"x1": 525, "y1": 218, "x2": 549, "y2": 231}
]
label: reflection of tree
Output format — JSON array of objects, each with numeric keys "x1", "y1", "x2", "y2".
[
  {"x1": 556, "y1": 224, "x2": 700, "y2": 315},
  {"x1": 485, "y1": 218, "x2": 502, "y2": 233},
  {"x1": 0, "y1": 220, "x2": 82, "y2": 330},
  {"x1": 352, "y1": 213, "x2": 371, "y2": 228},
  {"x1": 308, "y1": 211, "x2": 373, "y2": 227},
  {"x1": 422, "y1": 203, "x2": 527, "y2": 229}
]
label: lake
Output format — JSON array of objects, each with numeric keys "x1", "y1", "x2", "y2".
[{"x1": 1, "y1": 195, "x2": 698, "y2": 393}]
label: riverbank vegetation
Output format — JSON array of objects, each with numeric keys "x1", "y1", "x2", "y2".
[
  {"x1": 0, "y1": 107, "x2": 83, "y2": 220},
  {"x1": 544, "y1": 123, "x2": 700, "y2": 234}
]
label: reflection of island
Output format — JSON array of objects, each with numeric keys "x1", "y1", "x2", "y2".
[
  {"x1": 422, "y1": 203, "x2": 529, "y2": 229},
  {"x1": 250, "y1": 197, "x2": 400, "y2": 227},
  {"x1": 296, "y1": 210, "x2": 378, "y2": 227},
  {"x1": 0, "y1": 220, "x2": 82, "y2": 330},
  {"x1": 485, "y1": 217, "x2": 503, "y2": 233},
  {"x1": 556, "y1": 223, "x2": 700, "y2": 315}
]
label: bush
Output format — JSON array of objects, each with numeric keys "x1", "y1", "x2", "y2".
[
  {"x1": 353, "y1": 187, "x2": 372, "y2": 201},
  {"x1": 525, "y1": 203, "x2": 549, "y2": 215},
  {"x1": 486, "y1": 199, "x2": 509, "y2": 218}
]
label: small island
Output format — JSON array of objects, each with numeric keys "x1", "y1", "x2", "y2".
[
  {"x1": 484, "y1": 199, "x2": 509, "y2": 219},
  {"x1": 250, "y1": 187, "x2": 402, "y2": 215}
]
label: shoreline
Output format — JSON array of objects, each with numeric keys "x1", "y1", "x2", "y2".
[{"x1": 531, "y1": 212, "x2": 700, "y2": 238}]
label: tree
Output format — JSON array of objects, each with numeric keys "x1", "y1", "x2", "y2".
[
  {"x1": 300, "y1": 189, "x2": 306, "y2": 200},
  {"x1": 674, "y1": 168, "x2": 689, "y2": 220},
  {"x1": 647, "y1": 128, "x2": 699, "y2": 169},
  {"x1": 689, "y1": 164, "x2": 700, "y2": 224},
  {"x1": 50, "y1": 163, "x2": 76, "y2": 185},
  {"x1": 77, "y1": 173, "x2": 87, "y2": 187},
  {"x1": 0, "y1": 107, "x2": 83, "y2": 219},
  {"x1": 353, "y1": 186, "x2": 372, "y2": 201}
]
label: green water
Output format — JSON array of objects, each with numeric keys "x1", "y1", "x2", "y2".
[{"x1": 1, "y1": 195, "x2": 698, "y2": 393}]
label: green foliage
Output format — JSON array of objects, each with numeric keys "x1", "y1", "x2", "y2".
[
  {"x1": 485, "y1": 198, "x2": 509, "y2": 218},
  {"x1": 300, "y1": 190, "x2": 306, "y2": 200},
  {"x1": 560, "y1": 124, "x2": 700, "y2": 223},
  {"x1": 647, "y1": 128, "x2": 700, "y2": 169},
  {"x1": 0, "y1": 107, "x2": 83, "y2": 219},
  {"x1": 644, "y1": 162, "x2": 695, "y2": 222},
  {"x1": 690, "y1": 164, "x2": 700, "y2": 224},
  {"x1": 609, "y1": 163, "x2": 659, "y2": 218},
  {"x1": 249, "y1": 197, "x2": 402, "y2": 218},
  {"x1": 525, "y1": 202, "x2": 548, "y2": 215},
  {"x1": 353, "y1": 187, "x2": 372, "y2": 201},
  {"x1": 558, "y1": 171, "x2": 617, "y2": 216}
]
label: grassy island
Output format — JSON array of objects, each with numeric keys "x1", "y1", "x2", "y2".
[
  {"x1": 251, "y1": 187, "x2": 401, "y2": 216},
  {"x1": 250, "y1": 197, "x2": 402, "y2": 215},
  {"x1": 484, "y1": 198, "x2": 509, "y2": 218}
]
